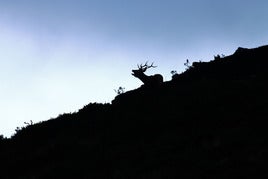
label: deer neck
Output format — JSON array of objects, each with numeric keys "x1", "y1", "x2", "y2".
[{"x1": 138, "y1": 73, "x2": 150, "y2": 84}]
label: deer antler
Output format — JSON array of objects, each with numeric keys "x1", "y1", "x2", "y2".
[{"x1": 137, "y1": 61, "x2": 157, "y2": 72}]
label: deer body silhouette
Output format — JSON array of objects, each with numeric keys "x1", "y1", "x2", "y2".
[{"x1": 132, "y1": 62, "x2": 163, "y2": 86}]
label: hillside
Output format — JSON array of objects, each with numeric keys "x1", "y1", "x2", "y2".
[{"x1": 1, "y1": 45, "x2": 268, "y2": 178}]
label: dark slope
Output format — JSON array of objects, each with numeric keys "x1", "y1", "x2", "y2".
[{"x1": 1, "y1": 45, "x2": 268, "y2": 178}]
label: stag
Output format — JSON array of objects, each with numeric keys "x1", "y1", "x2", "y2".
[{"x1": 132, "y1": 62, "x2": 163, "y2": 86}]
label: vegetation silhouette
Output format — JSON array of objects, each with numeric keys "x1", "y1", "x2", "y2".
[
  {"x1": 114, "y1": 86, "x2": 125, "y2": 95},
  {"x1": 1, "y1": 45, "x2": 268, "y2": 178}
]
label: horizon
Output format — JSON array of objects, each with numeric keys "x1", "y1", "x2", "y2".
[{"x1": 1, "y1": 0, "x2": 268, "y2": 137}]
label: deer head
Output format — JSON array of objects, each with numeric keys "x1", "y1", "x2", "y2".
[{"x1": 132, "y1": 62, "x2": 163, "y2": 86}]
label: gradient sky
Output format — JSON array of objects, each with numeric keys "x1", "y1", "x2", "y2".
[{"x1": 1, "y1": 0, "x2": 268, "y2": 137}]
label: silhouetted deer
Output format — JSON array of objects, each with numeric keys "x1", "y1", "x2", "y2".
[{"x1": 132, "y1": 62, "x2": 163, "y2": 86}]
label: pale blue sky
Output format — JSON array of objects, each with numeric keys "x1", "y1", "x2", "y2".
[{"x1": 1, "y1": 0, "x2": 268, "y2": 136}]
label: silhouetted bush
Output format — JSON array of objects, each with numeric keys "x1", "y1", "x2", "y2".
[
  {"x1": 0, "y1": 134, "x2": 4, "y2": 140},
  {"x1": 114, "y1": 86, "x2": 125, "y2": 95},
  {"x1": 183, "y1": 59, "x2": 191, "y2": 69},
  {"x1": 171, "y1": 70, "x2": 179, "y2": 80}
]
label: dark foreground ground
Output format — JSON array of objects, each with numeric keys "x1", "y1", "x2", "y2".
[{"x1": 0, "y1": 45, "x2": 268, "y2": 178}]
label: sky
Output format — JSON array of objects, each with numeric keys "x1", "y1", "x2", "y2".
[{"x1": 1, "y1": 0, "x2": 268, "y2": 137}]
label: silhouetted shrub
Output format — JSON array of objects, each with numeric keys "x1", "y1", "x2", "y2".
[
  {"x1": 170, "y1": 70, "x2": 179, "y2": 80},
  {"x1": 214, "y1": 54, "x2": 221, "y2": 60},
  {"x1": 184, "y1": 59, "x2": 191, "y2": 69},
  {"x1": 0, "y1": 134, "x2": 4, "y2": 140},
  {"x1": 24, "y1": 120, "x2": 33, "y2": 126},
  {"x1": 15, "y1": 126, "x2": 22, "y2": 133},
  {"x1": 114, "y1": 86, "x2": 125, "y2": 95}
]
